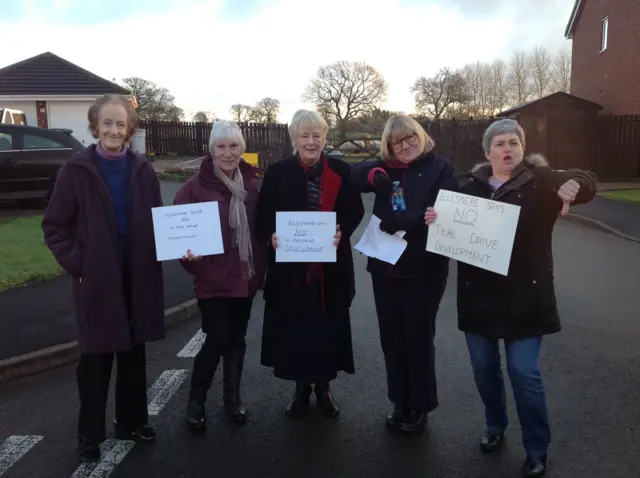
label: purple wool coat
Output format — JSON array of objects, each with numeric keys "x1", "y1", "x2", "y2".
[{"x1": 42, "y1": 145, "x2": 165, "y2": 354}]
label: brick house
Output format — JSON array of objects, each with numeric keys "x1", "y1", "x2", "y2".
[
  {"x1": 565, "y1": 0, "x2": 640, "y2": 114},
  {"x1": 0, "y1": 52, "x2": 135, "y2": 145}
]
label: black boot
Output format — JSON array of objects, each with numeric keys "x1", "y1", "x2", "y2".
[
  {"x1": 314, "y1": 382, "x2": 340, "y2": 418},
  {"x1": 522, "y1": 454, "x2": 547, "y2": 477},
  {"x1": 77, "y1": 435, "x2": 101, "y2": 463},
  {"x1": 479, "y1": 430, "x2": 505, "y2": 453},
  {"x1": 223, "y1": 345, "x2": 247, "y2": 424},
  {"x1": 399, "y1": 410, "x2": 427, "y2": 433},
  {"x1": 386, "y1": 403, "x2": 405, "y2": 428},
  {"x1": 286, "y1": 382, "x2": 312, "y2": 417},
  {"x1": 186, "y1": 388, "x2": 208, "y2": 431}
]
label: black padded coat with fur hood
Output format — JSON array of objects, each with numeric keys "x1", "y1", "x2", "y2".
[{"x1": 456, "y1": 154, "x2": 597, "y2": 340}]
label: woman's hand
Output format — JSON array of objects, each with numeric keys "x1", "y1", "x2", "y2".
[
  {"x1": 181, "y1": 249, "x2": 202, "y2": 261},
  {"x1": 424, "y1": 207, "x2": 438, "y2": 225},
  {"x1": 271, "y1": 233, "x2": 278, "y2": 250},
  {"x1": 334, "y1": 225, "x2": 342, "y2": 248},
  {"x1": 557, "y1": 179, "x2": 580, "y2": 216}
]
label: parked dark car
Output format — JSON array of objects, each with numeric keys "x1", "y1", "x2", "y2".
[{"x1": 0, "y1": 124, "x2": 85, "y2": 203}]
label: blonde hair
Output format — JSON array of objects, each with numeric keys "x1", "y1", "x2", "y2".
[
  {"x1": 208, "y1": 119, "x2": 246, "y2": 153},
  {"x1": 288, "y1": 109, "x2": 329, "y2": 153},
  {"x1": 380, "y1": 114, "x2": 435, "y2": 161}
]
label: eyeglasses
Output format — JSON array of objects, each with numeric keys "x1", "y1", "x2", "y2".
[{"x1": 390, "y1": 133, "x2": 418, "y2": 151}]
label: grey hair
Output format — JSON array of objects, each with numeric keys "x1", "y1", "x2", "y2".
[
  {"x1": 288, "y1": 109, "x2": 329, "y2": 153},
  {"x1": 482, "y1": 119, "x2": 525, "y2": 153},
  {"x1": 208, "y1": 119, "x2": 246, "y2": 153}
]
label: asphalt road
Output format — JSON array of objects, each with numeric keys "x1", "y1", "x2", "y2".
[
  {"x1": 0, "y1": 181, "x2": 193, "y2": 359},
  {"x1": 1, "y1": 194, "x2": 639, "y2": 478}
]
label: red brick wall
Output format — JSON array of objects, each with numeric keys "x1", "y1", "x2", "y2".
[
  {"x1": 35, "y1": 101, "x2": 48, "y2": 128},
  {"x1": 570, "y1": 0, "x2": 640, "y2": 114}
]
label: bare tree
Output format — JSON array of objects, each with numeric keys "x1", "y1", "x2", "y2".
[
  {"x1": 508, "y1": 49, "x2": 533, "y2": 105},
  {"x1": 488, "y1": 59, "x2": 510, "y2": 114},
  {"x1": 530, "y1": 46, "x2": 554, "y2": 98},
  {"x1": 121, "y1": 77, "x2": 183, "y2": 121},
  {"x1": 304, "y1": 60, "x2": 387, "y2": 138},
  {"x1": 192, "y1": 111, "x2": 214, "y2": 122},
  {"x1": 316, "y1": 104, "x2": 334, "y2": 127},
  {"x1": 229, "y1": 104, "x2": 253, "y2": 122},
  {"x1": 551, "y1": 46, "x2": 572, "y2": 93},
  {"x1": 255, "y1": 97, "x2": 281, "y2": 123},
  {"x1": 411, "y1": 67, "x2": 467, "y2": 119}
]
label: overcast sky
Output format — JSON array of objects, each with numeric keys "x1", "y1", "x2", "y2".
[{"x1": 0, "y1": 0, "x2": 575, "y2": 121}]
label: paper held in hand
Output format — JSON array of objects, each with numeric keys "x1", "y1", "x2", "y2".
[
  {"x1": 276, "y1": 211, "x2": 337, "y2": 263},
  {"x1": 353, "y1": 214, "x2": 407, "y2": 265},
  {"x1": 151, "y1": 201, "x2": 224, "y2": 261},
  {"x1": 426, "y1": 190, "x2": 521, "y2": 276}
]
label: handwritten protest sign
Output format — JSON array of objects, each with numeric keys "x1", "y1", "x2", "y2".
[
  {"x1": 276, "y1": 211, "x2": 336, "y2": 263},
  {"x1": 426, "y1": 190, "x2": 521, "y2": 275},
  {"x1": 151, "y1": 201, "x2": 224, "y2": 261}
]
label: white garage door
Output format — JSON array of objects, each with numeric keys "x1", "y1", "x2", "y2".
[{"x1": 47, "y1": 101, "x2": 96, "y2": 146}]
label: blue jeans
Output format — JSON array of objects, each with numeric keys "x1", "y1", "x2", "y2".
[{"x1": 465, "y1": 333, "x2": 551, "y2": 457}]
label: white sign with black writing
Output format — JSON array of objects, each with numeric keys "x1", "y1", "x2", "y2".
[
  {"x1": 276, "y1": 211, "x2": 337, "y2": 263},
  {"x1": 426, "y1": 190, "x2": 521, "y2": 276},
  {"x1": 151, "y1": 201, "x2": 224, "y2": 261}
]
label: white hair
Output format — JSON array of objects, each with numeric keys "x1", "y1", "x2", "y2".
[
  {"x1": 208, "y1": 119, "x2": 246, "y2": 153},
  {"x1": 288, "y1": 109, "x2": 329, "y2": 153}
]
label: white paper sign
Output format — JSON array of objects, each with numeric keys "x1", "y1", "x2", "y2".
[
  {"x1": 276, "y1": 211, "x2": 336, "y2": 263},
  {"x1": 151, "y1": 201, "x2": 224, "y2": 261},
  {"x1": 354, "y1": 215, "x2": 407, "y2": 265},
  {"x1": 426, "y1": 189, "x2": 521, "y2": 276}
]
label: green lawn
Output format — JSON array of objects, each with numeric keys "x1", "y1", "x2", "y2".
[
  {"x1": 0, "y1": 215, "x2": 62, "y2": 290},
  {"x1": 601, "y1": 189, "x2": 640, "y2": 202}
]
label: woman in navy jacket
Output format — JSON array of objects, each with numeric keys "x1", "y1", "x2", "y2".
[{"x1": 352, "y1": 114, "x2": 458, "y2": 432}]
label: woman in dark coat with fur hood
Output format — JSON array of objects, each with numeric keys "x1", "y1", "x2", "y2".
[{"x1": 425, "y1": 119, "x2": 597, "y2": 477}]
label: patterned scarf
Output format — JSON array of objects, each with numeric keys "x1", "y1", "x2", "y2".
[{"x1": 211, "y1": 160, "x2": 255, "y2": 278}]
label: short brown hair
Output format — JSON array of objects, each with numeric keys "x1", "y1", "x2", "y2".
[{"x1": 88, "y1": 94, "x2": 139, "y2": 140}]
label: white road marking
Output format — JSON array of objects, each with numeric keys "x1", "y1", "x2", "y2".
[
  {"x1": 177, "y1": 329, "x2": 206, "y2": 358},
  {"x1": 70, "y1": 439, "x2": 135, "y2": 478},
  {"x1": 147, "y1": 369, "x2": 189, "y2": 416},
  {"x1": 0, "y1": 435, "x2": 43, "y2": 476}
]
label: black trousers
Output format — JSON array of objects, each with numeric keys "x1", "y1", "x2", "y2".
[
  {"x1": 371, "y1": 275, "x2": 446, "y2": 413},
  {"x1": 190, "y1": 296, "x2": 254, "y2": 391},
  {"x1": 77, "y1": 343, "x2": 148, "y2": 442}
]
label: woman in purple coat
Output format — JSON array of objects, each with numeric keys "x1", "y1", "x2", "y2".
[
  {"x1": 42, "y1": 94, "x2": 165, "y2": 463},
  {"x1": 174, "y1": 120, "x2": 266, "y2": 431}
]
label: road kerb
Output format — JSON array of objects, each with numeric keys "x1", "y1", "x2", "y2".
[
  {"x1": 0, "y1": 298, "x2": 199, "y2": 384},
  {"x1": 562, "y1": 213, "x2": 640, "y2": 244}
]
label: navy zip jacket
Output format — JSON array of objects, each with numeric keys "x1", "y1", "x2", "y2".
[{"x1": 352, "y1": 152, "x2": 460, "y2": 280}]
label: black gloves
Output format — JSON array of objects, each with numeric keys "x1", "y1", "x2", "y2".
[
  {"x1": 379, "y1": 211, "x2": 408, "y2": 235},
  {"x1": 373, "y1": 171, "x2": 393, "y2": 196}
]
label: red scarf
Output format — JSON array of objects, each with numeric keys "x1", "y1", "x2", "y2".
[{"x1": 298, "y1": 154, "x2": 341, "y2": 314}]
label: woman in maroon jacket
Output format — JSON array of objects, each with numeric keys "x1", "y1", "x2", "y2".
[
  {"x1": 174, "y1": 120, "x2": 266, "y2": 431},
  {"x1": 42, "y1": 94, "x2": 165, "y2": 463}
]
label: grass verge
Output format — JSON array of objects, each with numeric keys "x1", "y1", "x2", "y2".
[
  {"x1": 600, "y1": 189, "x2": 640, "y2": 202},
  {"x1": 0, "y1": 215, "x2": 61, "y2": 291}
]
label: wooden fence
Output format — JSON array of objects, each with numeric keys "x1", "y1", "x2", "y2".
[
  {"x1": 139, "y1": 120, "x2": 292, "y2": 171},
  {"x1": 419, "y1": 115, "x2": 640, "y2": 180}
]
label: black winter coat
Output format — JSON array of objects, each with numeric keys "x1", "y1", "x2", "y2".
[
  {"x1": 352, "y1": 152, "x2": 459, "y2": 281},
  {"x1": 456, "y1": 154, "x2": 598, "y2": 340}
]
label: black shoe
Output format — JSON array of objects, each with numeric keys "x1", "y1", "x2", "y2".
[
  {"x1": 77, "y1": 435, "x2": 100, "y2": 463},
  {"x1": 114, "y1": 422, "x2": 156, "y2": 442},
  {"x1": 285, "y1": 382, "x2": 312, "y2": 417},
  {"x1": 314, "y1": 382, "x2": 340, "y2": 418},
  {"x1": 399, "y1": 411, "x2": 427, "y2": 433},
  {"x1": 522, "y1": 454, "x2": 547, "y2": 477},
  {"x1": 186, "y1": 388, "x2": 207, "y2": 431},
  {"x1": 386, "y1": 404, "x2": 405, "y2": 428},
  {"x1": 479, "y1": 430, "x2": 505, "y2": 453},
  {"x1": 223, "y1": 347, "x2": 248, "y2": 424}
]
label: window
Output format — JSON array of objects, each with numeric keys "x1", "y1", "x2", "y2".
[
  {"x1": 22, "y1": 134, "x2": 67, "y2": 150},
  {"x1": 11, "y1": 112, "x2": 26, "y2": 125},
  {"x1": 601, "y1": 17, "x2": 608, "y2": 52},
  {"x1": 0, "y1": 133, "x2": 12, "y2": 151}
]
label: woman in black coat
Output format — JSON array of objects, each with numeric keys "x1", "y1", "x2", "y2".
[
  {"x1": 425, "y1": 118, "x2": 597, "y2": 476},
  {"x1": 256, "y1": 109, "x2": 364, "y2": 418},
  {"x1": 352, "y1": 114, "x2": 459, "y2": 433}
]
